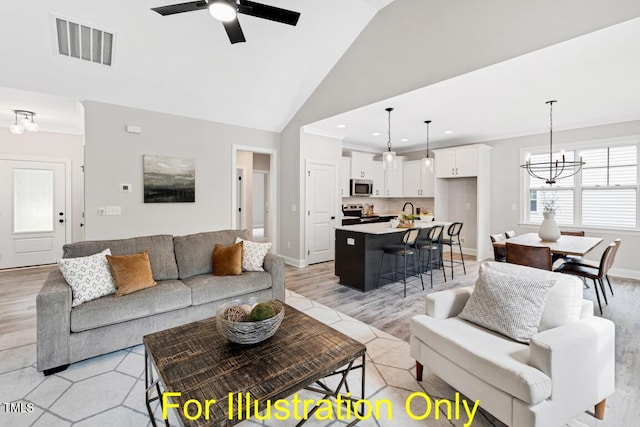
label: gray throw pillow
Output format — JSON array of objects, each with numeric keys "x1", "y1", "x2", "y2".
[{"x1": 458, "y1": 267, "x2": 555, "y2": 343}]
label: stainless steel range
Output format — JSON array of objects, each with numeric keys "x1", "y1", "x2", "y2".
[{"x1": 341, "y1": 204, "x2": 396, "y2": 225}]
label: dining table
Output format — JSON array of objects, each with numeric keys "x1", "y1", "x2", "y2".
[{"x1": 492, "y1": 232, "x2": 603, "y2": 257}]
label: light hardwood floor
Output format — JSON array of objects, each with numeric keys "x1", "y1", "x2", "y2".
[{"x1": 1, "y1": 260, "x2": 638, "y2": 426}]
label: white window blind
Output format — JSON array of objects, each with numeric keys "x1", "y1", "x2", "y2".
[{"x1": 581, "y1": 145, "x2": 637, "y2": 228}]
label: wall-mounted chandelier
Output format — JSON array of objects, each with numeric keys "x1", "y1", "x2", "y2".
[{"x1": 520, "y1": 100, "x2": 584, "y2": 185}]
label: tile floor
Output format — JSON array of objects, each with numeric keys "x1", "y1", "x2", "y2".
[{"x1": 1, "y1": 290, "x2": 589, "y2": 427}]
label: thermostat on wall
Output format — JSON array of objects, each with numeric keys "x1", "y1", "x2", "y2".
[{"x1": 120, "y1": 184, "x2": 132, "y2": 192}]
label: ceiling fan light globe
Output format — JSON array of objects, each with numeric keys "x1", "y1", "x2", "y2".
[
  {"x1": 10, "y1": 124, "x2": 24, "y2": 135},
  {"x1": 209, "y1": 0, "x2": 237, "y2": 22}
]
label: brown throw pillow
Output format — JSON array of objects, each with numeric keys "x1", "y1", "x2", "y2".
[
  {"x1": 212, "y1": 241, "x2": 243, "y2": 276},
  {"x1": 106, "y1": 251, "x2": 157, "y2": 297}
]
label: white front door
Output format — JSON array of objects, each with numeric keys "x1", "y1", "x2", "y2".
[
  {"x1": 0, "y1": 159, "x2": 67, "y2": 268},
  {"x1": 306, "y1": 161, "x2": 336, "y2": 264}
]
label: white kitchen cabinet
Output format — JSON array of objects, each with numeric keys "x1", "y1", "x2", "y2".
[
  {"x1": 384, "y1": 159, "x2": 404, "y2": 197},
  {"x1": 435, "y1": 147, "x2": 478, "y2": 178},
  {"x1": 340, "y1": 156, "x2": 351, "y2": 198},
  {"x1": 403, "y1": 160, "x2": 435, "y2": 197},
  {"x1": 371, "y1": 161, "x2": 385, "y2": 197},
  {"x1": 350, "y1": 152, "x2": 374, "y2": 179}
]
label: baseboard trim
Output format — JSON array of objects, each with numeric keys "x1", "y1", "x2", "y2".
[
  {"x1": 282, "y1": 256, "x2": 307, "y2": 268},
  {"x1": 609, "y1": 267, "x2": 640, "y2": 280}
]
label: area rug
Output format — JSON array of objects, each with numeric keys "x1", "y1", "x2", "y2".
[{"x1": 0, "y1": 290, "x2": 590, "y2": 427}]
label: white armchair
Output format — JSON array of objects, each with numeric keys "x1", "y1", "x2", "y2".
[{"x1": 409, "y1": 262, "x2": 615, "y2": 427}]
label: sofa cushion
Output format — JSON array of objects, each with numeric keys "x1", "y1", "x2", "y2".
[
  {"x1": 174, "y1": 230, "x2": 250, "y2": 279},
  {"x1": 235, "y1": 238, "x2": 272, "y2": 271},
  {"x1": 70, "y1": 280, "x2": 191, "y2": 332},
  {"x1": 63, "y1": 235, "x2": 179, "y2": 281},
  {"x1": 410, "y1": 315, "x2": 552, "y2": 405},
  {"x1": 212, "y1": 242, "x2": 243, "y2": 276},
  {"x1": 107, "y1": 251, "x2": 158, "y2": 296},
  {"x1": 482, "y1": 262, "x2": 584, "y2": 331},
  {"x1": 459, "y1": 265, "x2": 555, "y2": 343},
  {"x1": 58, "y1": 248, "x2": 116, "y2": 307},
  {"x1": 182, "y1": 272, "x2": 272, "y2": 306}
]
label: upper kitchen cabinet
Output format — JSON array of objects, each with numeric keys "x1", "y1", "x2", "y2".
[
  {"x1": 340, "y1": 156, "x2": 351, "y2": 198},
  {"x1": 434, "y1": 146, "x2": 484, "y2": 178},
  {"x1": 370, "y1": 158, "x2": 404, "y2": 197},
  {"x1": 371, "y1": 161, "x2": 385, "y2": 197},
  {"x1": 350, "y1": 151, "x2": 374, "y2": 179},
  {"x1": 384, "y1": 158, "x2": 404, "y2": 197},
  {"x1": 403, "y1": 160, "x2": 435, "y2": 197}
]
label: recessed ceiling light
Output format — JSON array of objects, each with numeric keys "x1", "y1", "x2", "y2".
[
  {"x1": 372, "y1": 132, "x2": 381, "y2": 136},
  {"x1": 444, "y1": 130, "x2": 453, "y2": 134},
  {"x1": 337, "y1": 124, "x2": 347, "y2": 128},
  {"x1": 401, "y1": 138, "x2": 409, "y2": 142}
]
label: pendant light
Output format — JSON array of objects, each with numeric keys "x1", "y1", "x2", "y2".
[
  {"x1": 382, "y1": 107, "x2": 396, "y2": 170},
  {"x1": 520, "y1": 100, "x2": 584, "y2": 185},
  {"x1": 421, "y1": 120, "x2": 433, "y2": 173}
]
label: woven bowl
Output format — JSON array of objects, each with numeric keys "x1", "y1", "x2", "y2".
[{"x1": 216, "y1": 298, "x2": 284, "y2": 345}]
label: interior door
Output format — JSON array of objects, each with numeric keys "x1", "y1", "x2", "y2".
[
  {"x1": 306, "y1": 161, "x2": 336, "y2": 264},
  {"x1": 0, "y1": 159, "x2": 67, "y2": 268}
]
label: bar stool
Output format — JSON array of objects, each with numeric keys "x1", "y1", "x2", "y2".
[
  {"x1": 442, "y1": 222, "x2": 466, "y2": 279},
  {"x1": 416, "y1": 225, "x2": 446, "y2": 288},
  {"x1": 377, "y1": 228, "x2": 423, "y2": 297}
]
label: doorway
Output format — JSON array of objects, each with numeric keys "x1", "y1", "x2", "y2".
[
  {"x1": 0, "y1": 157, "x2": 70, "y2": 268},
  {"x1": 305, "y1": 160, "x2": 337, "y2": 264},
  {"x1": 231, "y1": 146, "x2": 278, "y2": 251}
]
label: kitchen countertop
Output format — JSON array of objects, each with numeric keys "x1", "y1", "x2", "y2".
[{"x1": 335, "y1": 221, "x2": 451, "y2": 235}]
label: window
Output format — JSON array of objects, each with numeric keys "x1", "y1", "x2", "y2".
[{"x1": 524, "y1": 142, "x2": 638, "y2": 229}]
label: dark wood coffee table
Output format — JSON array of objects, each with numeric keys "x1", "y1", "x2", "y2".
[{"x1": 144, "y1": 302, "x2": 366, "y2": 427}]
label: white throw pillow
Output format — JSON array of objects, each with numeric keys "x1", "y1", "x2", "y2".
[
  {"x1": 58, "y1": 249, "x2": 117, "y2": 307},
  {"x1": 234, "y1": 238, "x2": 272, "y2": 271},
  {"x1": 482, "y1": 261, "x2": 583, "y2": 331},
  {"x1": 458, "y1": 266, "x2": 555, "y2": 343}
]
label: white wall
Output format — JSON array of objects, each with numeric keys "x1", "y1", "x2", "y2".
[
  {"x1": 83, "y1": 101, "x2": 279, "y2": 240},
  {"x1": 279, "y1": 0, "x2": 640, "y2": 264},
  {"x1": 0, "y1": 129, "x2": 84, "y2": 243},
  {"x1": 489, "y1": 119, "x2": 640, "y2": 277}
]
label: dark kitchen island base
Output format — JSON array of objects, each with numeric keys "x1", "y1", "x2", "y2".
[{"x1": 335, "y1": 226, "x2": 416, "y2": 292}]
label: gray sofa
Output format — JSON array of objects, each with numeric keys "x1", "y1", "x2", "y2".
[{"x1": 37, "y1": 229, "x2": 285, "y2": 374}]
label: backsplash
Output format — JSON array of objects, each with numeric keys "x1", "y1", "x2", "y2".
[{"x1": 342, "y1": 197, "x2": 434, "y2": 216}]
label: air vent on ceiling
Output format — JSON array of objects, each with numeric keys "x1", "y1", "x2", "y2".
[{"x1": 53, "y1": 15, "x2": 115, "y2": 66}]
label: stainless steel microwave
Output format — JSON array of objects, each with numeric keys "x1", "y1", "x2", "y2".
[{"x1": 350, "y1": 179, "x2": 373, "y2": 196}]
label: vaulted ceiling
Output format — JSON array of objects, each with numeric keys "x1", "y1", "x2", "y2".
[{"x1": 0, "y1": 0, "x2": 391, "y2": 134}]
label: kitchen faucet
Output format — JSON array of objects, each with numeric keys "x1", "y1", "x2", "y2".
[{"x1": 402, "y1": 202, "x2": 415, "y2": 216}]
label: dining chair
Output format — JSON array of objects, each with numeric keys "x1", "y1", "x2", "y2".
[
  {"x1": 442, "y1": 222, "x2": 465, "y2": 279},
  {"x1": 555, "y1": 242, "x2": 617, "y2": 315},
  {"x1": 377, "y1": 228, "x2": 423, "y2": 297},
  {"x1": 416, "y1": 225, "x2": 447, "y2": 288},
  {"x1": 504, "y1": 230, "x2": 516, "y2": 239},
  {"x1": 561, "y1": 239, "x2": 621, "y2": 298},
  {"x1": 505, "y1": 242, "x2": 552, "y2": 271},
  {"x1": 490, "y1": 233, "x2": 506, "y2": 262}
]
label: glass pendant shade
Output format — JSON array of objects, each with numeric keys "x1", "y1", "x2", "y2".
[
  {"x1": 382, "y1": 107, "x2": 396, "y2": 170},
  {"x1": 19, "y1": 116, "x2": 31, "y2": 128},
  {"x1": 23, "y1": 119, "x2": 39, "y2": 132},
  {"x1": 421, "y1": 156, "x2": 433, "y2": 173},
  {"x1": 422, "y1": 120, "x2": 433, "y2": 173},
  {"x1": 209, "y1": 0, "x2": 237, "y2": 21},
  {"x1": 10, "y1": 123, "x2": 24, "y2": 134}
]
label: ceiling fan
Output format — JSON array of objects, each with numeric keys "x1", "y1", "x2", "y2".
[{"x1": 151, "y1": 0, "x2": 301, "y2": 44}]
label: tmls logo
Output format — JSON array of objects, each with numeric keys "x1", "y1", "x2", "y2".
[{"x1": 3, "y1": 402, "x2": 35, "y2": 413}]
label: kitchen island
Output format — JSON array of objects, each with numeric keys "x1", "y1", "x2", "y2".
[{"x1": 335, "y1": 221, "x2": 450, "y2": 292}]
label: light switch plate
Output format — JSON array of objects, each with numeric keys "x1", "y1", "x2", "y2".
[{"x1": 106, "y1": 206, "x2": 121, "y2": 215}]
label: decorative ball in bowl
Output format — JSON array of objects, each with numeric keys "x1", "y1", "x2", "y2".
[{"x1": 216, "y1": 298, "x2": 284, "y2": 345}]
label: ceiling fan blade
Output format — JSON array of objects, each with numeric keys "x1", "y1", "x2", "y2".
[
  {"x1": 151, "y1": 1, "x2": 208, "y2": 16},
  {"x1": 238, "y1": 0, "x2": 300, "y2": 26},
  {"x1": 223, "y1": 20, "x2": 246, "y2": 44}
]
